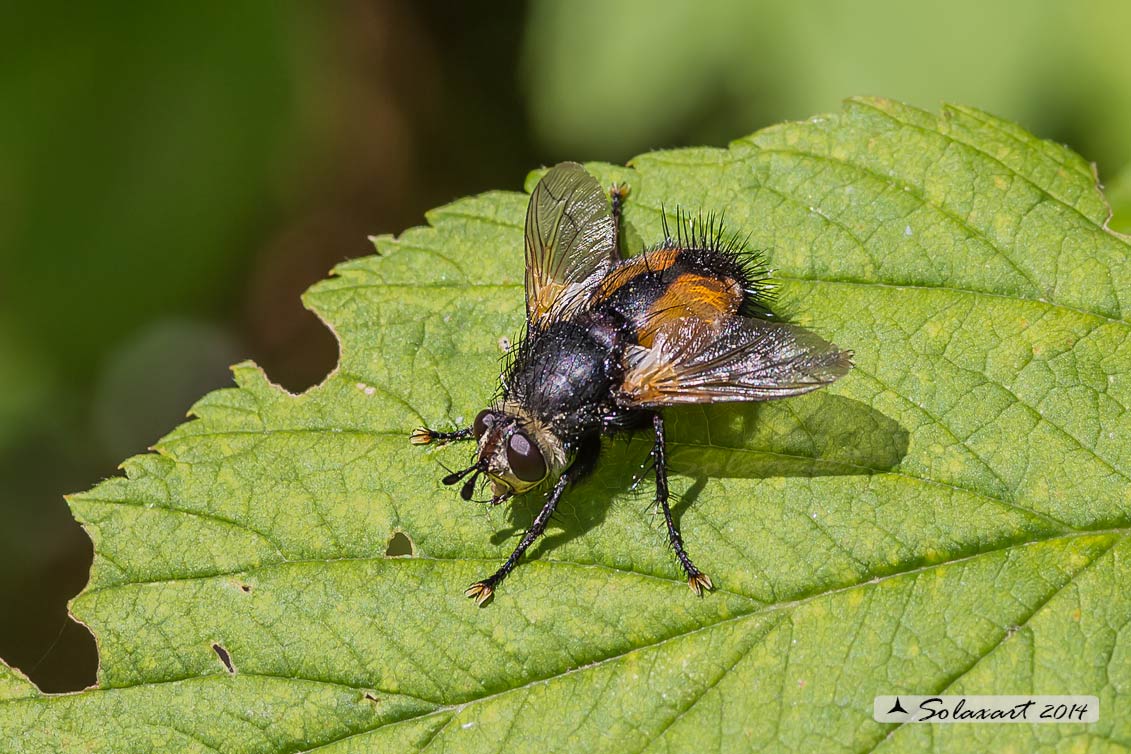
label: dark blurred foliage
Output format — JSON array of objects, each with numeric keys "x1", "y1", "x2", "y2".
[
  {"x1": 2, "y1": 1, "x2": 1128, "y2": 693},
  {"x1": 0, "y1": 0, "x2": 538, "y2": 693}
]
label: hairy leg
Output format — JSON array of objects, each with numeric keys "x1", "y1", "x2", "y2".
[
  {"x1": 465, "y1": 473, "x2": 570, "y2": 606},
  {"x1": 609, "y1": 182, "x2": 630, "y2": 254},
  {"x1": 651, "y1": 413, "x2": 713, "y2": 595},
  {"x1": 466, "y1": 435, "x2": 601, "y2": 605},
  {"x1": 410, "y1": 426, "x2": 474, "y2": 445}
]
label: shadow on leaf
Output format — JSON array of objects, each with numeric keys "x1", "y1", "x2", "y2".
[{"x1": 493, "y1": 393, "x2": 908, "y2": 563}]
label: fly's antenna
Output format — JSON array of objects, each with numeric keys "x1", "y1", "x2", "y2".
[
  {"x1": 441, "y1": 463, "x2": 478, "y2": 486},
  {"x1": 442, "y1": 460, "x2": 488, "y2": 501},
  {"x1": 460, "y1": 471, "x2": 482, "y2": 501}
]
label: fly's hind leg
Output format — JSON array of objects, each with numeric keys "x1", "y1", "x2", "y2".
[
  {"x1": 410, "y1": 426, "x2": 474, "y2": 445},
  {"x1": 609, "y1": 181, "x2": 630, "y2": 254},
  {"x1": 651, "y1": 413, "x2": 713, "y2": 595}
]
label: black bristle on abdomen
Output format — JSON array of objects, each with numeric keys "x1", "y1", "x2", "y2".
[{"x1": 655, "y1": 207, "x2": 775, "y2": 318}]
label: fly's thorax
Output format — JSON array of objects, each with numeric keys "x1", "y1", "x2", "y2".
[
  {"x1": 473, "y1": 401, "x2": 569, "y2": 495},
  {"x1": 505, "y1": 316, "x2": 626, "y2": 428}
]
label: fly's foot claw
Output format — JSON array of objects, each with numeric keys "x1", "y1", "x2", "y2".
[
  {"x1": 465, "y1": 581, "x2": 495, "y2": 606},
  {"x1": 688, "y1": 572, "x2": 714, "y2": 596}
]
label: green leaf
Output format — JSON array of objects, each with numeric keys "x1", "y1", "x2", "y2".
[
  {"x1": 3, "y1": 98, "x2": 1130, "y2": 752},
  {"x1": 1109, "y1": 161, "x2": 1131, "y2": 235}
]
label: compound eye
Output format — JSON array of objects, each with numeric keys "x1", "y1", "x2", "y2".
[
  {"x1": 473, "y1": 409, "x2": 494, "y2": 439},
  {"x1": 506, "y1": 432, "x2": 547, "y2": 483}
]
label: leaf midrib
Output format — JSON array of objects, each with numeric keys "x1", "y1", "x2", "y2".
[{"x1": 53, "y1": 529, "x2": 1125, "y2": 754}]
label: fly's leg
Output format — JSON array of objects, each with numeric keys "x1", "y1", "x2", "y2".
[
  {"x1": 466, "y1": 474, "x2": 569, "y2": 606},
  {"x1": 410, "y1": 426, "x2": 473, "y2": 445},
  {"x1": 609, "y1": 181, "x2": 630, "y2": 253},
  {"x1": 652, "y1": 413, "x2": 713, "y2": 595},
  {"x1": 466, "y1": 435, "x2": 600, "y2": 605}
]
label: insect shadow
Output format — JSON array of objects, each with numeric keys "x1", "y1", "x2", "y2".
[{"x1": 490, "y1": 393, "x2": 909, "y2": 560}]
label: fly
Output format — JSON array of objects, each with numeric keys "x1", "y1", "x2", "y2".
[{"x1": 412, "y1": 162, "x2": 852, "y2": 605}]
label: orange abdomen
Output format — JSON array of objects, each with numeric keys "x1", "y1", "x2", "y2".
[{"x1": 592, "y1": 246, "x2": 751, "y2": 348}]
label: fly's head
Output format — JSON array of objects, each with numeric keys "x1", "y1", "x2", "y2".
[{"x1": 442, "y1": 401, "x2": 567, "y2": 503}]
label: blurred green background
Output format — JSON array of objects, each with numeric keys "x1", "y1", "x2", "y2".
[{"x1": 2, "y1": 1, "x2": 1129, "y2": 692}]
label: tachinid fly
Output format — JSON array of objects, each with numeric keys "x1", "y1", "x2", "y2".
[{"x1": 412, "y1": 162, "x2": 852, "y2": 605}]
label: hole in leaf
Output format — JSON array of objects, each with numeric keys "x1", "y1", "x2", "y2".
[
  {"x1": 239, "y1": 583, "x2": 252, "y2": 593},
  {"x1": 385, "y1": 531, "x2": 414, "y2": 557},
  {"x1": 211, "y1": 643, "x2": 235, "y2": 674}
]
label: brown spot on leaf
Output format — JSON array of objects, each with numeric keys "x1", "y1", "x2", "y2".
[{"x1": 212, "y1": 643, "x2": 235, "y2": 673}]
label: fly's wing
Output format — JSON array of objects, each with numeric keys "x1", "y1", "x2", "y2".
[
  {"x1": 617, "y1": 316, "x2": 852, "y2": 407},
  {"x1": 525, "y1": 162, "x2": 617, "y2": 329}
]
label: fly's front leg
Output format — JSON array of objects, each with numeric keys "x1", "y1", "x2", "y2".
[
  {"x1": 466, "y1": 435, "x2": 600, "y2": 605},
  {"x1": 410, "y1": 426, "x2": 474, "y2": 445},
  {"x1": 652, "y1": 413, "x2": 713, "y2": 595},
  {"x1": 466, "y1": 473, "x2": 570, "y2": 606}
]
